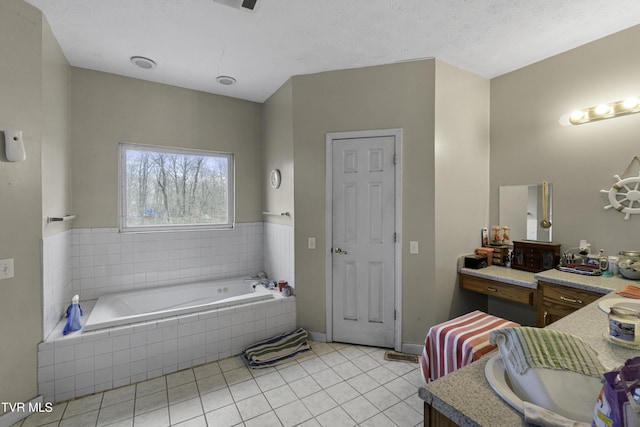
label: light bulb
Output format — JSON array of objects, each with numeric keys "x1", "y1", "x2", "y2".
[
  {"x1": 623, "y1": 97, "x2": 639, "y2": 110},
  {"x1": 594, "y1": 104, "x2": 611, "y2": 116},
  {"x1": 569, "y1": 110, "x2": 585, "y2": 123}
]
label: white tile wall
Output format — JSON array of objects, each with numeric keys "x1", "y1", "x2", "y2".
[
  {"x1": 39, "y1": 221, "x2": 298, "y2": 403},
  {"x1": 38, "y1": 296, "x2": 297, "y2": 403},
  {"x1": 70, "y1": 223, "x2": 264, "y2": 300},
  {"x1": 264, "y1": 223, "x2": 294, "y2": 287},
  {"x1": 43, "y1": 230, "x2": 73, "y2": 339}
]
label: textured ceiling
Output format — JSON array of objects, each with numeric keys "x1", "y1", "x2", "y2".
[{"x1": 24, "y1": 0, "x2": 640, "y2": 102}]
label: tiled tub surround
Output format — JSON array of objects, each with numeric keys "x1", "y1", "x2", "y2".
[
  {"x1": 42, "y1": 223, "x2": 265, "y2": 339},
  {"x1": 263, "y1": 222, "x2": 294, "y2": 287},
  {"x1": 72, "y1": 223, "x2": 264, "y2": 300},
  {"x1": 42, "y1": 230, "x2": 73, "y2": 339},
  {"x1": 38, "y1": 292, "x2": 296, "y2": 404}
]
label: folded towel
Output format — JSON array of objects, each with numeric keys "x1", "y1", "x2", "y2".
[
  {"x1": 243, "y1": 328, "x2": 311, "y2": 368},
  {"x1": 617, "y1": 284, "x2": 640, "y2": 299},
  {"x1": 523, "y1": 401, "x2": 590, "y2": 427},
  {"x1": 489, "y1": 327, "x2": 604, "y2": 378}
]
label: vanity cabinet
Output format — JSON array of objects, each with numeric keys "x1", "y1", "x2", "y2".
[
  {"x1": 460, "y1": 273, "x2": 535, "y2": 306},
  {"x1": 536, "y1": 281, "x2": 602, "y2": 327}
]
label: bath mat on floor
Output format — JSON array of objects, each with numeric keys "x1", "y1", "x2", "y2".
[
  {"x1": 384, "y1": 351, "x2": 419, "y2": 364},
  {"x1": 243, "y1": 328, "x2": 311, "y2": 368}
]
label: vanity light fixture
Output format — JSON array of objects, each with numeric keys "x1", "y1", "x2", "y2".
[{"x1": 569, "y1": 96, "x2": 640, "y2": 125}]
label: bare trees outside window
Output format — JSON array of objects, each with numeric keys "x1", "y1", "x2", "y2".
[{"x1": 120, "y1": 143, "x2": 234, "y2": 231}]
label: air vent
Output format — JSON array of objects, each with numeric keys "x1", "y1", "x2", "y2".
[{"x1": 213, "y1": 0, "x2": 259, "y2": 11}]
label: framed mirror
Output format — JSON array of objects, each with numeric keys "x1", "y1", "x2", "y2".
[{"x1": 499, "y1": 183, "x2": 552, "y2": 243}]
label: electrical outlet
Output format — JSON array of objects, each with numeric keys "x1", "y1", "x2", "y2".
[
  {"x1": 0, "y1": 259, "x2": 14, "y2": 280},
  {"x1": 409, "y1": 241, "x2": 419, "y2": 255},
  {"x1": 308, "y1": 237, "x2": 316, "y2": 250}
]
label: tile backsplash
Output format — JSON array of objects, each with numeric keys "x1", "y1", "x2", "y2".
[{"x1": 42, "y1": 222, "x2": 294, "y2": 340}]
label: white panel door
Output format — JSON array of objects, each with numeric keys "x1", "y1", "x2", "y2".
[{"x1": 332, "y1": 136, "x2": 396, "y2": 348}]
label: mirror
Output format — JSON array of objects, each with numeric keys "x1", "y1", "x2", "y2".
[{"x1": 499, "y1": 183, "x2": 553, "y2": 243}]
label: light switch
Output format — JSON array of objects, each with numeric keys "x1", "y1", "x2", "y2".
[
  {"x1": 308, "y1": 237, "x2": 316, "y2": 250},
  {"x1": 0, "y1": 259, "x2": 14, "y2": 279},
  {"x1": 409, "y1": 241, "x2": 419, "y2": 255}
]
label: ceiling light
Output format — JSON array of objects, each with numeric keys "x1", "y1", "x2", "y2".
[
  {"x1": 216, "y1": 75, "x2": 237, "y2": 86},
  {"x1": 130, "y1": 56, "x2": 156, "y2": 70}
]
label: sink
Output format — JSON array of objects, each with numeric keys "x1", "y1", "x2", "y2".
[{"x1": 485, "y1": 354, "x2": 601, "y2": 423}]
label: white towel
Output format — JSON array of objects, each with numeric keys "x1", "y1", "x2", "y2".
[{"x1": 524, "y1": 401, "x2": 590, "y2": 427}]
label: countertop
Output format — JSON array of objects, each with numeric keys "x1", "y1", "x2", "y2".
[
  {"x1": 459, "y1": 263, "x2": 631, "y2": 294},
  {"x1": 420, "y1": 278, "x2": 640, "y2": 426}
]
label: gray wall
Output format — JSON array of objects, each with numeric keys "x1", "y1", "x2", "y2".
[
  {"x1": 0, "y1": 0, "x2": 70, "y2": 411},
  {"x1": 489, "y1": 24, "x2": 640, "y2": 324},
  {"x1": 262, "y1": 79, "x2": 295, "y2": 226},
  {"x1": 290, "y1": 60, "x2": 439, "y2": 345},
  {"x1": 491, "y1": 24, "x2": 640, "y2": 257},
  {"x1": 70, "y1": 69, "x2": 263, "y2": 228}
]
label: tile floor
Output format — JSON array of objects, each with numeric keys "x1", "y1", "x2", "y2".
[{"x1": 15, "y1": 342, "x2": 425, "y2": 427}]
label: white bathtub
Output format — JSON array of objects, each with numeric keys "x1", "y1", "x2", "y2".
[{"x1": 83, "y1": 277, "x2": 274, "y2": 332}]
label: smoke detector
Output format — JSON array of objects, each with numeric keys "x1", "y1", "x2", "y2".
[
  {"x1": 216, "y1": 76, "x2": 237, "y2": 86},
  {"x1": 130, "y1": 56, "x2": 156, "y2": 70},
  {"x1": 213, "y1": 0, "x2": 259, "y2": 11}
]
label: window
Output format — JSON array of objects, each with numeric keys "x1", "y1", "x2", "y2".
[{"x1": 120, "y1": 143, "x2": 234, "y2": 231}]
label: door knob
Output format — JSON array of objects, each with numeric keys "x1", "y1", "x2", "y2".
[{"x1": 334, "y1": 248, "x2": 348, "y2": 255}]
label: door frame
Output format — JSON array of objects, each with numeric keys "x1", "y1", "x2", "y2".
[{"x1": 325, "y1": 128, "x2": 403, "y2": 351}]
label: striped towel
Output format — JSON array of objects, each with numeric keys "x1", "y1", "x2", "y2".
[
  {"x1": 243, "y1": 328, "x2": 311, "y2": 368},
  {"x1": 420, "y1": 310, "x2": 520, "y2": 383},
  {"x1": 617, "y1": 284, "x2": 640, "y2": 299},
  {"x1": 489, "y1": 327, "x2": 605, "y2": 378}
]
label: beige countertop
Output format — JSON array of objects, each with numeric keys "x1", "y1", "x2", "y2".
[
  {"x1": 420, "y1": 273, "x2": 640, "y2": 426},
  {"x1": 460, "y1": 263, "x2": 631, "y2": 294}
]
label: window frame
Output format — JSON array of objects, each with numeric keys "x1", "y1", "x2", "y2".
[{"x1": 119, "y1": 142, "x2": 235, "y2": 233}]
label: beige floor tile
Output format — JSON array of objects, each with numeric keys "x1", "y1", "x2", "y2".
[
  {"x1": 166, "y1": 369, "x2": 195, "y2": 389},
  {"x1": 204, "y1": 403, "x2": 242, "y2": 427},
  {"x1": 103, "y1": 384, "x2": 136, "y2": 408},
  {"x1": 134, "y1": 390, "x2": 168, "y2": 416},
  {"x1": 97, "y1": 400, "x2": 134, "y2": 427},
  {"x1": 133, "y1": 407, "x2": 169, "y2": 427},
  {"x1": 274, "y1": 399, "x2": 313, "y2": 427},
  {"x1": 59, "y1": 409, "x2": 99, "y2": 427},
  {"x1": 168, "y1": 397, "x2": 203, "y2": 425}
]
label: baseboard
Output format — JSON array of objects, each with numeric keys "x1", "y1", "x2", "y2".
[
  {"x1": 307, "y1": 331, "x2": 327, "y2": 343},
  {"x1": 0, "y1": 395, "x2": 48, "y2": 427},
  {"x1": 401, "y1": 343, "x2": 424, "y2": 355}
]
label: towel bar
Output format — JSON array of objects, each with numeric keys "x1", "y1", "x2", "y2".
[
  {"x1": 47, "y1": 214, "x2": 77, "y2": 223},
  {"x1": 261, "y1": 211, "x2": 290, "y2": 217}
]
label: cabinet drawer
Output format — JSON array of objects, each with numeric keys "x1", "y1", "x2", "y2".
[
  {"x1": 539, "y1": 281, "x2": 602, "y2": 309},
  {"x1": 537, "y1": 281, "x2": 603, "y2": 326},
  {"x1": 460, "y1": 274, "x2": 535, "y2": 306}
]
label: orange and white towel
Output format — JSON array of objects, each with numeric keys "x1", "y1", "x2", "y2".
[
  {"x1": 420, "y1": 310, "x2": 520, "y2": 383},
  {"x1": 617, "y1": 284, "x2": 640, "y2": 299}
]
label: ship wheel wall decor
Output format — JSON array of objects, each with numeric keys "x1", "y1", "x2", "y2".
[{"x1": 600, "y1": 156, "x2": 640, "y2": 220}]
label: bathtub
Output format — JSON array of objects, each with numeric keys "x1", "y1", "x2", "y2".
[
  {"x1": 84, "y1": 277, "x2": 273, "y2": 332},
  {"x1": 38, "y1": 276, "x2": 296, "y2": 403}
]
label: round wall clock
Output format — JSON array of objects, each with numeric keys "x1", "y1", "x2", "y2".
[{"x1": 270, "y1": 169, "x2": 281, "y2": 189}]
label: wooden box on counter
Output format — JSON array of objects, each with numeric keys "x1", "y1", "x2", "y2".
[
  {"x1": 489, "y1": 245, "x2": 509, "y2": 266},
  {"x1": 511, "y1": 240, "x2": 561, "y2": 272}
]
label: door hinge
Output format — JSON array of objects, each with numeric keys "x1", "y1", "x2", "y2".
[
  {"x1": 394, "y1": 310, "x2": 397, "y2": 320},
  {"x1": 393, "y1": 154, "x2": 397, "y2": 165},
  {"x1": 393, "y1": 232, "x2": 397, "y2": 243}
]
